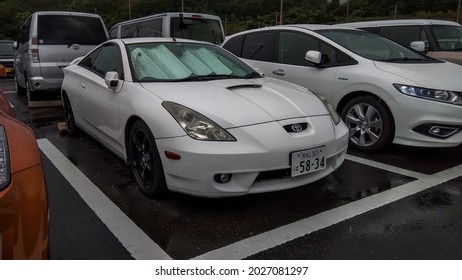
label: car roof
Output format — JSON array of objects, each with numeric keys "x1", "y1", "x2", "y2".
[
  {"x1": 32, "y1": 11, "x2": 103, "y2": 18},
  {"x1": 225, "y1": 24, "x2": 355, "y2": 39},
  {"x1": 112, "y1": 12, "x2": 222, "y2": 26},
  {"x1": 337, "y1": 19, "x2": 462, "y2": 28}
]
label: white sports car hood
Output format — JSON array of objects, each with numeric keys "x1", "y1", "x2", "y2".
[
  {"x1": 374, "y1": 61, "x2": 462, "y2": 91},
  {"x1": 140, "y1": 78, "x2": 329, "y2": 128}
]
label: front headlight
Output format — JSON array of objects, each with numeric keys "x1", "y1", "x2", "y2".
[
  {"x1": 0, "y1": 126, "x2": 11, "y2": 191},
  {"x1": 162, "y1": 101, "x2": 236, "y2": 141},
  {"x1": 317, "y1": 95, "x2": 341, "y2": 125},
  {"x1": 394, "y1": 84, "x2": 462, "y2": 105}
]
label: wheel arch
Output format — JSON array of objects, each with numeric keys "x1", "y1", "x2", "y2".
[{"x1": 336, "y1": 90, "x2": 396, "y2": 133}]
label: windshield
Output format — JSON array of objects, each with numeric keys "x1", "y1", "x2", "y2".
[
  {"x1": 171, "y1": 17, "x2": 223, "y2": 44},
  {"x1": 127, "y1": 42, "x2": 258, "y2": 82},
  {"x1": 317, "y1": 29, "x2": 434, "y2": 62},
  {"x1": 433, "y1": 25, "x2": 462, "y2": 51},
  {"x1": 0, "y1": 41, "x2": 14, "y2": 56}
]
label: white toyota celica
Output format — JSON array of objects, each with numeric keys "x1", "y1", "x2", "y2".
[{"x1": 61, "y1": 38, "x2": 348, "y2": 197}]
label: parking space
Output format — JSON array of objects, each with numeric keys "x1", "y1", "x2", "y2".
[{"x1": 2, "y1": 79, "x2": 462, "y2": 260}]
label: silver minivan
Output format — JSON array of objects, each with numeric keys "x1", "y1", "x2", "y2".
[
  {"x1": 109, "y1": 12, "x2": 225, "y2": 44},
  {"x1": 13, "y1": 11, "x2": 108, "y2": 106}
]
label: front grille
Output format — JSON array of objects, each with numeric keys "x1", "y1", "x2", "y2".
[{"x1": 255, "y1": 168, "x2": 291, "y2": 182}]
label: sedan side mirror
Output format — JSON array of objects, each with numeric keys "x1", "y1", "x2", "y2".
[
  {"x1": 410, "y1": 41, "x2": 426, "y2": 52},
  {"x1": 13, "y1": 41, "x2": 18, "y2": 50},
  {"x1": 305, "y1": 50, "x2": 322, "y2": 65},
  {"x1": 105, "y1": 71, "x2": 119, "y2": 89}
]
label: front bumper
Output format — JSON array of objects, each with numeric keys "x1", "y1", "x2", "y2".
[
  {"x1": 389, "y1": 94, "x2": 462, "y2": 147},
  {"x1": 156, "y1": 116, "x2": 349, "y2": 197}
]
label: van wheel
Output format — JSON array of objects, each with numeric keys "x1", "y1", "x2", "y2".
[
  {"x1": 62, "y1": 93, "x2": 79, "y2": 136},
  {"x1": 15, "y1": 76, "x2": 26, "y2": 96},
  {"x1": 341, "y1": 96, "x2": 394, "y2": 152}
]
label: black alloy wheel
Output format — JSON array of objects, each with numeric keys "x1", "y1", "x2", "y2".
[{"x1": 129, "y1": 120, "x2": 167, "y2": 197}]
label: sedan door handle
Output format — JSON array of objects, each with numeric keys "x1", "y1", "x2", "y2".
[
  {"x1": 272, "y1": 69, "x2": 286, "y2": 76},
  {"x1": 80, "y1": 83, "x2": 86, "y2": 90}
]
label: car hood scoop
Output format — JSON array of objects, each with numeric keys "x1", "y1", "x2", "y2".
[{"x1": 141, "y1": 78, "x2": 328, "y2": 128}]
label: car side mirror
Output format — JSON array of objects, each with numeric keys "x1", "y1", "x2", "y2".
[
  {"x1": 305, "y1": 50, "x2": 322, "y2": 64},
  {"x1": 105, "y1": 71, "x2": 119, "y2": 89},
  {"x1": 410, "y1": 41, "x2": 426, "y2": 52},
  {"x1": 13, "y1": 41, "x2": 18, "y2": 50},
  {"x1": 254, "y1": 68, "x2": 265, "y2": 77}
]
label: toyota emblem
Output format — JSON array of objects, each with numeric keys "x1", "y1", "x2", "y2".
[
  {"x1": 291, "y1": 124, "x2": 303, "y2": 132},
  {"x1": 72, "y1": 45, "x2": 80, "y2": 50}
]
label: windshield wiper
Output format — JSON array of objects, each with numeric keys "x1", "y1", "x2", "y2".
[{"x1": 174, "y1": 73, "x2": 245, "y2": 82}]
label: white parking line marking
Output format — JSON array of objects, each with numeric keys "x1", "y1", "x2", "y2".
[
  {"x1": 193, "y1": 163, "x2": 462, "y2": 260},
  {"x1": 346, "y1": 154, "x2": 426, "y2": 178},
  {"x1": 37, "y1": 138, "x2": 172, "y2": 260}
]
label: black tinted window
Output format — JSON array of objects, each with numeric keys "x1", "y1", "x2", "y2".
[
  {"x1": 38, "y1": 15, "x2": 107, "y2": 45},
  {"x1": 171, "y1": 17, "x2": 223, "y2": 44},
  {"x1": 79, "y1": 44, "x2": 123, "y2": 78},
  {"x1": 241, "y1": 31, "x2": 275, "y2": 62},
  {"x1": 378, "y1": 26, "x2": 428, "y2": 49},
  {"x1": 139, "y1": 19, "x2": 163, "y2": 37},
  {"x1": 278, "y1": 31, "x2": 318, "y2": 66},
  {"x1": 222, "y1": 35, "x2": 244, "y2": 56}
]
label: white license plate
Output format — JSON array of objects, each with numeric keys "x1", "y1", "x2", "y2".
[{"x1": 291, "y1": 146, "x2": 326, "y2": 177}]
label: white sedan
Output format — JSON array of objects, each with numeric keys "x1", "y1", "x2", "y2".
[{"x1": 61, "y1": 38, "x2": 348, "y2": 197}]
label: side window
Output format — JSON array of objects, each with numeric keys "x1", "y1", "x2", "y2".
[
  {"x1": 278, "y1": 31, "x2": 319, "y2": 66},
  {"x1": 241, "y1": 31, "x2": 275, "y2": 62},
  {"x1": 79, "y1": 44, "x2": 123, "y2": 78},
  {"x1": 378, "y1": 26, "x2": 429, "y2": 49},
  {"x1": 18, "y1": 18, "x2": 31, "y2": 45},
  {"x1": 121, "y1": 23, "x2": 139, "y2": 38},
  {"x1": 222, "y1": 35, "x2": 244, "y2": 56},
  {"x1": 139, "y1": 19, "x2": 163, "y2": 37},
  {"x1": 109, "y1": 27, "x2": 118, "y2": 39}
]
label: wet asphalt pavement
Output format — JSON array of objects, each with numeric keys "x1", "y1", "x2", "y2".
[{"x1": 1, "y1": 79, "x2": 461, "y2": 260}]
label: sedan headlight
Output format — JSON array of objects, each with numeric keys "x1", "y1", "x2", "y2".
[
  {"x1": 0, "y1": 126, "x2": 11, "y2": 191},
  {"x1": 317, "y1": 95, "x2": 341, "y2": 125},
  {"x1": 394, "y1": 84, "x2": 462, "y2": 105},
  {"x1": 162, "y1": 101, "x2": 236, "y2": 141}
]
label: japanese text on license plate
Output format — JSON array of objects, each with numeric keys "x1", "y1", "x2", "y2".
[{"x1": 291, "y1": 146, "x2": 326, "y2": 177}]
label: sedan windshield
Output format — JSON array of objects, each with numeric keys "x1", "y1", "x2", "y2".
[
  {"x1": 433, "y1": 25, "x2": 462, "y2": 51},
  {"x1": 317, "y1": 29, "x2": 435, "y2": 62},
  {"x1": 127, "y1": 42, "x2": 258, "y2": 82}
]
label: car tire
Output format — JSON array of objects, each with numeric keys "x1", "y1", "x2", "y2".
[
  {"x1": 15, "y1": 76, "x2": 26, "y2": 96},
  {"x1": 62, "y1": 93, "x2": 79, "y2": 136},
  {"x1": 129, "y1": 120, "x2": 167, "y2": 197},
  {"x1": 341, "y1": 95, "x2": 394, "y2": 152}
]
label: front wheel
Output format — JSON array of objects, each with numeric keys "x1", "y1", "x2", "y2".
[
  {"x1": 129, "y1": 121, "x2": 167, "y2": 197},
  {"x1": 341, "y1": 96, "x2": 394, "y2": 152}
]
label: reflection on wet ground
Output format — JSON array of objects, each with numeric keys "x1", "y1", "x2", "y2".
[{"x1": 249, "y1": 177, "x2": 462, "y2": 259}]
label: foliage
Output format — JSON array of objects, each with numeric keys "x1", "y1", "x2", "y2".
[{"x1": 0, "y1": 0, "x2": 461, "y2": 39}]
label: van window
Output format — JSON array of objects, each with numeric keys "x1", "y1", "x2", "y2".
[
  {"x1": 433, "y1": 25, "x2": 462, "y2": 51},
  {"x1": 170, "y1": 17, "x2": 223, "y2": 44},
  {"x1": 121, "y1": 23, "x2": 139, "y2": 38},
  {"x1": 378, "y1": 26, "x2": 428, "y2": 49},
  {"x1": 139, "y1": 19, "x2": 163, "y2": 37},
  {"x1": 18, "y1": 18, "x2": 31, "y2": 44},
  {"x1": 37, "y1": 15, "x2": 107, "y2": 45}
]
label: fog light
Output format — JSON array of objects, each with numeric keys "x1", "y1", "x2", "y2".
[
  {"x1": 428, "y1": 126, "x2": 460, "y2": 138},
  {"x1": 214, "y1": 174, "x2": 232, "y2": 184}
]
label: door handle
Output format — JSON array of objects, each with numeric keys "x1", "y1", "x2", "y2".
[
  {"x1": 272, "y1": 69, "x2": 286, "y2": 76},
  {"x1": 80, "y1": 83, "x2": 86, "y2": 90}
]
